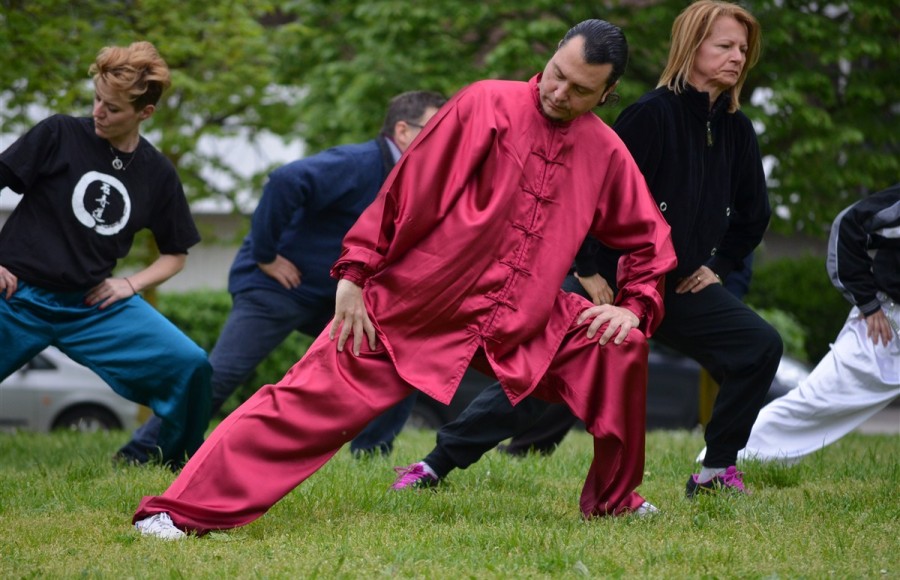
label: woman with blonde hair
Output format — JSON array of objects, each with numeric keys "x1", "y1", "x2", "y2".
[
  {"x1": 609, "y1": 0, "x2": 780, "y2": 497},
  {"x1": 0, "y1": 41, "x2": 211, "y2": 467},
  {"x1": 657, "y1": 0, "x2": 761, "y2": 111}
]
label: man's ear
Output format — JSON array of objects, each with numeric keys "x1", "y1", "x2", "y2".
[
  {"x1": 599, "y1": 80, "x2": 619, "y2": 105},
  {"x1": 392, "y1": 120, "x2": 417, "y2": 152}
]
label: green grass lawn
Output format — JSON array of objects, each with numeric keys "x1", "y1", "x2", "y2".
[{"x1": 0, "y1": 427, "x2": 896, "y2": 578}]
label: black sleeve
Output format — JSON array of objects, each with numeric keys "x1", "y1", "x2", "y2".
[
  {"x1": 826, "y1": 184, "x2": 900, "y2": 314},
  {"x1": 0, "y1": 161, "x2": 25, "y2": 193},
  {"x1": 574, "y1": 236, "x2": 601, "y2": 276}
]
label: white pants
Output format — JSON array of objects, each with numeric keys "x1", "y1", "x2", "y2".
[{"x1": 698, "y1": 304, "x2": 900, "y2": 465}]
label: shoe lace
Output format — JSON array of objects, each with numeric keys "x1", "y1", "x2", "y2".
[
  {"x1": 720, "y1": 466, "x2": 746, "y2": 491},
  {"x1": 145, "y1": 514, "x2": 168, "y2": 532}
]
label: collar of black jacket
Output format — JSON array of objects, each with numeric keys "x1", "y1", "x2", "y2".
[{"x1": 679, "y1": 82, "x2": 732, "y2": 122}]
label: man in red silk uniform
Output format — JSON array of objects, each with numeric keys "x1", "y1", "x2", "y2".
[{"x1": 133, "y1": 19, "x2": 677, "y2": 539}]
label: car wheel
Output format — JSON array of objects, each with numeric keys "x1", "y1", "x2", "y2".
[{"x1": 52, "y1": 405, "x2": 122, "y2": 432}]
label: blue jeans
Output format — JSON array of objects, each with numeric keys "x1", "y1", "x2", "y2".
[
  {"x1": 118, "y1": 288, "x2": 415, "y2": 461},
  {"x1": 1, "y1": 282, "x2": 211, "y2": 466}
]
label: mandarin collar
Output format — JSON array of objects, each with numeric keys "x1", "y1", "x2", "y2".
[{"x1": 680, "y1": 83, "x2": 732, "y2": 121}]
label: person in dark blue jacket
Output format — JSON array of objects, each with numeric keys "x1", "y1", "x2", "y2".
[{"x1": 117, "y1": 90, "x2": 446, "y2": 463}]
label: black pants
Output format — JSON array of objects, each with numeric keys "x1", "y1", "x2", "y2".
[
  {"x1": 424, "y1": 279, "x2": 783, "y2": 475},
  {"x1": 503, "y1": 402, "x2": 579, "y2": 455}
]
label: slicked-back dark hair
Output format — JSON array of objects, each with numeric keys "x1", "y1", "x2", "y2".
[
  {"x1": 560, "y1": 19, "x2": 629, "y2": 90},
  {"x1": 381, "y1": 91, "x2": 447, "y2": 138}
]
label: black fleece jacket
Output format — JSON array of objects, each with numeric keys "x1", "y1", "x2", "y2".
[{"x1": 577, "y1": 85, "x2": 770, "y2": 286}]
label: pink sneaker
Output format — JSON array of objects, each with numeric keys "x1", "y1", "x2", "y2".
[
  {"x1": 391, "y1": 463, "x2": 439, "y2": 490},
  {"x1": 685, "y1": 466, "x2": 747, "y2": 498}
]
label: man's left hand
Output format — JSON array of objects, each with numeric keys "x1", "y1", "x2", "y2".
[{"x1": 576, "y1": 304, "x2": 640, "y2": 345}]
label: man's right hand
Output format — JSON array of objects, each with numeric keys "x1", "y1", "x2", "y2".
[
  {"x1": 575, "y1": 272, "x2": 614, "y2": 305},
  {"x1": 258, "y1": 255, "x2": 301, "y2": 289},
  {"x1": 330, "y1": 279, "x2": 378, "y2": 355},
  {"x1": 0, "y1": 265, "x2": 18, "y2": 299}
]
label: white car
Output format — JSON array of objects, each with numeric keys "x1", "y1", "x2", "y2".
[{"x1": 0, "y1": 347, "x2": 140, "y2": 433}]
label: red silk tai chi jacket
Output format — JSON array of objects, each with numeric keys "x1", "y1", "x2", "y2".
[{"x1": 333, "y1": 74, "x2": 677, "y2": 406}]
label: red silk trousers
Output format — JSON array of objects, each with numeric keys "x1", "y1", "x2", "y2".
[{"x1": 133, "y1": 321, "x2": 649, "y2": 533}]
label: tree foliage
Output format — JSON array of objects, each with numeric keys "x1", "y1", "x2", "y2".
[
  {"x1": 2, "y1": 0, "x2": 897, "y2": 236},
  {"x1": 746, "y1": 0, "x2": 899, "y2": 235},
  {"x1": 272, "y1": 0, "x2": 676, "y2": 150},
  {"x1": 275, "y1": 0, "x2": 897, "y2": 237},
  {"x1": 0, "y1": 0, "x2": 301, "y2": 209}
]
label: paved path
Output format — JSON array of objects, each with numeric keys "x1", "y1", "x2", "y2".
[{"x1": 857, "y1": 403, "x2": 900, "y2": 435}]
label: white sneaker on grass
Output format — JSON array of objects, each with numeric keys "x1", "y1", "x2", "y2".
[
  {"x1": 634, "y1": 501, "x2": 660, "y2": 517},
  {"x1": 135, "y1": 512, "x2": 186, "y2": 540}
]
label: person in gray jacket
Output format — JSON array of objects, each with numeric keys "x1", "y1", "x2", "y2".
[{"x1": 701, "y1": 183, "x2": 899, "y2": 464}]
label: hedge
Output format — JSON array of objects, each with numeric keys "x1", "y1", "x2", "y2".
[
  {"x1": 155, "y1": 290, "x2": 313, "y2": 416},
  {"x1": 746, "y1": 255, "x2": 849, "y2": 364}
]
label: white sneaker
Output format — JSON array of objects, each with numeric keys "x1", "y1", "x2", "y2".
[
  {"x1": 634, "y1": 501, "x2": 660, "y2": 517},
  {"x1": 135, "y1": 512, "x2": 186, "y2": 540}
]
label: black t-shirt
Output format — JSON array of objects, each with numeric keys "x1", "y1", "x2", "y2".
[{"x1": 0, "y1": 115, "x2": 200, "y2": 291}]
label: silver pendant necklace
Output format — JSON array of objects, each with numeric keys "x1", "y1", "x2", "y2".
[{"x1": 110, "y1": 144, "x2": 138, "y2": 171}]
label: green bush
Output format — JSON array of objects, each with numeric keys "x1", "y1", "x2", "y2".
[
  {"x1": 747, "y1": 255, "x2": 849, "y2": 364},
  {"x1": 154, "y1": 290, "x2": 231, "y2": 351},
  {"x1": 155, "y1": 290, "x2": 314, "y2": 416}
]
